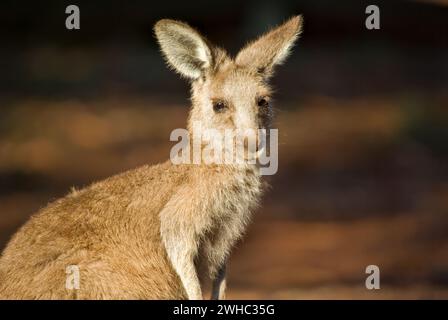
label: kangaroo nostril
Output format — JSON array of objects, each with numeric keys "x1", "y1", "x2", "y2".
[{"x1": 257, "y1": 97, "x2": 269, "y2": 108}]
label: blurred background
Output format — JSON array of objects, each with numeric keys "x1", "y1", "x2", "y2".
[{"x1": 0, "y1": 0, "x2": 447, "y2": 299}]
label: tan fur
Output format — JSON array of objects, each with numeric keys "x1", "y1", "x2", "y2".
[{"x1": 0, "y1": 16, "x2": 302, "y2": 300}]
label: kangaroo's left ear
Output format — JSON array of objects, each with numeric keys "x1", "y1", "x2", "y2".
[{"x1": 236, "y1": 15, "x2": 303, "y2": 79}]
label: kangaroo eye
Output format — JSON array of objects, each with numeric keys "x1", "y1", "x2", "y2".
[
  {"x1": 257, "y1": 97, "x2": 270, "y2": 108},
  {"x1": 213, "y1": 100, "x2": 227, "y2": 113}
]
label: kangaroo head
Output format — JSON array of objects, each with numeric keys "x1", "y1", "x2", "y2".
[{"x1": 154, "y1": 16, "x2": 302, "y2": 162}]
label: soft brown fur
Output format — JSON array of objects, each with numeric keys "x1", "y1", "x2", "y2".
[{"x1": 0, "y1": 16, "x2": 302, "y2": 300}]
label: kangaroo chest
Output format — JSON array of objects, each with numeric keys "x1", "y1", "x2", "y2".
[{"x1": 197, "y1": 168, "x2": 263, "y2": 275}]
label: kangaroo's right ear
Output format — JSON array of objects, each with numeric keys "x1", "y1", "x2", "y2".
[{"x1": 154, "y1": 19, "x2": 213, "y2": 80}]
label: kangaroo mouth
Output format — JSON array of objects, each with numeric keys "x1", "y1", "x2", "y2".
[{"x1": 241, "y1": 141, "x2": 266, "y2": 163}]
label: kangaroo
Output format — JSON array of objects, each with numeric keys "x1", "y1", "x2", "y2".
[{"x1": 0, "y1": 16, "x2": 302, "y2": 300}]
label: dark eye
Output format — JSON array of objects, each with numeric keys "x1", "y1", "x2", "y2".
[
  {"x1": 213, "y1": 100, "x2": 227, "y2": 113},
  {"x1": 257, "y1": 97, "x2": 270, "y2": 108}
]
